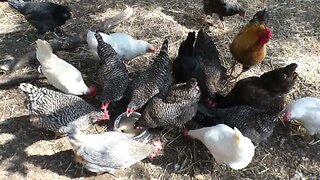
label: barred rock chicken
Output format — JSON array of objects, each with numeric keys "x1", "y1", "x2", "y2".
[
  {"x1": 35, "y1": 39, "x2": 96, "y2": 97},
  {"x1": 67, "y1": 127, "x2": 162, "y2": 174},
  {"x1": 8, "y1": 0, "x2": 72, "y2": 35},
  {"x1": 19, "y1": 83, "x2": 104, "y2": 136},
  {"x1": 173, "y1": 30, "x2": 226, "y2": 106},
  {"x1": 126, "y1": 39, "x2": 173, "y2": 117},
  {"x1": 134, "y1": 78, "x2": 201, "y2": 129},
  {"x1": 215, "y1": 63, "x2": 298, "y2": 115},
  {"x1": 202, "y1": 0, "x2": 245, "y2": 27},
  {"x1": 95, "y1": 32, "x2": 129, "y2": 120},
  {"x1": 87, "y1": 30, "x2": 155, "y2": 61},
  {"x1": 186, "y1": 124, "x2": 255, "y2": 170},
  {"x1": 198, "y1": 105, "x2": 278, "y2": 145},
  {"x1": 230, "y1": 8, "x2": 272, "y2": 78},
  {"x1": 282, "y1": 97, "x2": 320, "y2": 136}
]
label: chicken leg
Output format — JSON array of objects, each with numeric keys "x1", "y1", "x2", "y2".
[{"x1": 99, "y1": 101, "x2": 111, "y2": 120}]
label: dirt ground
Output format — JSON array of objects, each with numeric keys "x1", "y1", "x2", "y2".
[{"x1": 0, "y1": 0, "x2": 320, "y2": 179}]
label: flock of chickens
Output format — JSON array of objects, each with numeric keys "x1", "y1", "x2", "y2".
[{"x1": 2, "y1": 0, "x2": 320, "y2": 176}]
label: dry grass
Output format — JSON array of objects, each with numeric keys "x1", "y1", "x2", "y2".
[{"x1": 0, "y1": 0, "x2": 320, "y2": 179}]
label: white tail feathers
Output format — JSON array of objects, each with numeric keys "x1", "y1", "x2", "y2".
[
  {"x1": 36, "y1": 39, "x2": 53, "y2": 63},
  {"x1": 86, "y1": 30, "x2": 98, "y2": 50},
  {"x1": 234, "y1": 127, "x2": 243, "y2": 145},
  {"x1": 19, "y1": 83, "x2": 34, "y2": 93}
]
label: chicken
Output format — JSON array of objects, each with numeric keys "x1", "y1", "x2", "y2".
[
  {"x1": 134, "y1": 78, "x2": 201, "y2": 129},
  {"x1": 186, "y1": 124, "x2": 255, "y2": 170},
  {"x1": 282, "y1": 97, "x2": 320, "y2": 136},
  {"x1": 126, "y1": 39, "x2": 173, "y2": 117},
  {"x1": 95, "y1": 32, "x2": 129, "y2": 120},
  {"x1": 19, "y1": 83, "x2": 104, "y2": 136},
  {"x1": 8, "y1": 0, "x2": 72, "y2": 35},
  {"x1": 215, "y1": 63, "x2": 298, "y2": 115},
  {"x1": 230, "y1": 8, "x2": 272, "y2": 78},
  {"x1": 67, "y1": 127, "x2": 162, "y2": 174},
  {"x1": 87, "y1": 30, "x2": 155, "y2": 61},
  {"x1": 35, "y1": 39, "x2": 96, "y2": 97},
  {"x1": 173, "y1": 30, "x2": 226, "y2": 106},
  {"x1": 198, "y1": 105, "x2": 278, "y2": 145},
  {"x1": 202, "y1": 0, "x2": 245, "y2": 27},
  {"x1": 173, "y1": 31, "x2": 197, "y2": 83},
  {"x1": 194, "y1": 29, "x2": 227, "y2": 103}
]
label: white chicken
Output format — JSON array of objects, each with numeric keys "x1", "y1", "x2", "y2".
[
  {"x1": 282, "y1": 97, "x2": 320, "y2": 136},
  {"x1": 36, "y1": 39, "x2": 96, "y2": 96},
  {"x1": 186, "y1": 124, "x2": 255, "y2": 170},
  {"x1": 87, "y1": 30, "x2": 155, "y2": 60},
  {"x1": 67, "y1": 127, "x2": 162, "y2": 174}
]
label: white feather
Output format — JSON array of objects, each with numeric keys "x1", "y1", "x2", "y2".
[
  {"x1": 188, "y1": 124, "x2": 255, "y2": 170},
  {"x1": 285, "y1": 97, "x2": 320, "y2": 135},
  {"x1": 86, "y1": 30, "x2": 153, "y2": 60},
  {"x1": 36, "y1": 39, "x2": 90, "y2": 95}
]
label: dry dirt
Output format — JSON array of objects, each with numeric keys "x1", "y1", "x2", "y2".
[{"x1": 0, "y1": 0, "x2": 320, "y2": 179}]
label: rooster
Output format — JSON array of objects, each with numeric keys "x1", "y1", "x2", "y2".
[
  {"x1": 185, "y1": 124, "x2": 255, "y2": 170},
  {"x1": 202, "y1": 0, "x2": 245, "y2": 28},
  {"x1": 126, "y1": 39, "x2": 173, "y2": 117},
  {"x1": 230, "y1": 8, "x2": 272, "y2": 78},
  {"x1": 95, "y1": 32, "x2": 129, "y2": 120},
  {"x1": 35, "y1": 39, "x2": 96, "y2": 97},
  {"x1": 282, "y1": 97, "x2": 320, "y2": 136},
  {"x1": 8, "y1": 0, "x2": 72, "y2": 35},
  {"x1": 87, "y1": 30, "x2": 155, "y2": 61},
  {"x1": 134, "y1": 78, "x2": 201, "y2": 129}
]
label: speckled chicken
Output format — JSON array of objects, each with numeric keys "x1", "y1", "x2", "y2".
[
  {"x1": 215, "y1": 63, "x2": 298, "y2": 115},
  {"x1": 95, "y1": 32, "x2": 129, "y2": 120},
  {"x1": 67, "y1": 127, "x2": 161, "y2": 174},
  {"x1": 198, "y1": 105, "x2": 278, "y2": 145},
  {"x1": 19, "y1": 83, "x2": 103, "y2": 136},
  {"x1": 126, "y1": 39, "x2": 173, "y2": 117},
  {"x1": 134, "y1": 78, "x2": 201, "y2": 129}
]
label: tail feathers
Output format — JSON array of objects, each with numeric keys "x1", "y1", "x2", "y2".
[
  {"x1": 36, "y1": 39, "x2": 53, "y2": 63},
  {"x1": 159, "y1": 39, "x2": 169, "y2": 55},
  {"x1": 94, "y1": 31, "x2": 104, "y2": 44},
  {"x1": 86, "y1": 30, "x2": 97, "y2": 49},
  {"x1": 8, "y1": 0, "x2": 26, "y2": 13},
  {"x1": 178, "y1": 32, "x2": 195, "y2": 57}
]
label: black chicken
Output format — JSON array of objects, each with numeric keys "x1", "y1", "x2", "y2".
[
  {"x1": 173, "y1": 29, "x2": 226, "y2": 107},
  {"x1": 8, "y1": 0, "x2": 72, "y2": 35},
  {"x1": 95, "y1": 32, "x2": 129, "y2": 120},
  {"x1": 198, "y1": 105, "x2": 278, "y2": 145},
  {"x1": 135, "y1": 78, "x2": 201, "y2": 129},
  {"x1": 215, "y1": 63, "x2": 298, "y2": 115},
  {"x1": 126, "y1": 39, "x2": 173, "y2": 117},
  {"x1": 203, "y1": 0, "x2": 245, "y2": 26}
]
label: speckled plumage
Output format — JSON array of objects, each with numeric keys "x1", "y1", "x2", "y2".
[
  {"x1": 95, "y1": 32, "x2": 129, "y2": 103},
  {"x1": 19, "y1": 83, "x2": 102, "y2": 135},
  {"x1": 128, "y1": 39, "x2": 173, "y2": 111},
  {"x1": 200, "y1": 105, "x2": 278, "y2": 145},
  {"x1": 67, "y1": 127, "x2": 155, "y2": 174},
  {"x1": 135, "y1": 79, "x2": 201, "y2": 129}
]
